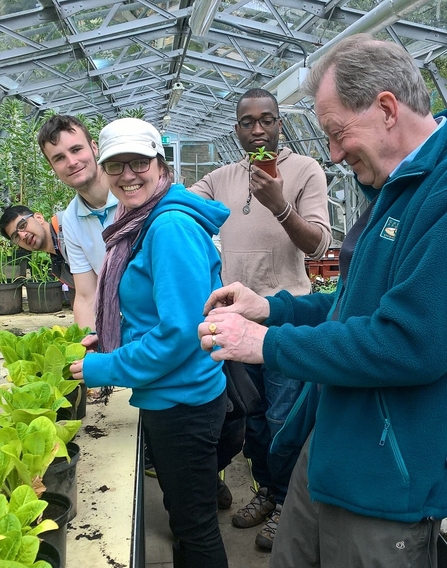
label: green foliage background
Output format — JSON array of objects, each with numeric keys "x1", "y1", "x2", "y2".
[{"x1": 0, "y1": 99, "x2": 145, "y2": 220}]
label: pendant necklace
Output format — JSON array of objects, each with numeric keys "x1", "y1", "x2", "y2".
[
  {"x1": 243, "y1": 164, "x2": 252, "y2": 215},
  {"x1": 243, "y1": 191, "x2": 252, "y2": 215}
]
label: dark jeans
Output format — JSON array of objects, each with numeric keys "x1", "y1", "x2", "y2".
[
  {"x1": 243, "y1": 363, "x2": 304, "y2": 504},
  {"x1": 141, "y1": 390, "x2": 228, "y2": 568}
]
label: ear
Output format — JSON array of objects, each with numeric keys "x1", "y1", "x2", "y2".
[
  {"x1": 376, "y1": 91, "x2": 398, "y2": 130},
  {"x1": 234, "y1": 123, "x2": 239, "y2": 137},
  {"x1": 91, "y1": 140, "x2": 99, "y2": 157},
  {"x1": 34, "y1": 213, "x2": 46, "y2": 226}
]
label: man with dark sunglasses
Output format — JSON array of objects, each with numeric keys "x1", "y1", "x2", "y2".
[
  {"x1": 189, "y1": 88, "x2": 331, "y2": 550},
  {"x1": 0, "y1": 205, "x2": 74, "y2": 290}
]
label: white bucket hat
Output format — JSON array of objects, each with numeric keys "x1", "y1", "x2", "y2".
[{"x1": 98, "y1": 117, "x2": 165, "y2": 163}]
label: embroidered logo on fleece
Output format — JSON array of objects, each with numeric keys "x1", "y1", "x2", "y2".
[{"x1": 380, "y1": 217, "x2": 400, "y2": 241}]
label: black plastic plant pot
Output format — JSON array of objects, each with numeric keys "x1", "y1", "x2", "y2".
[
  {"x1": 39, "y1": 491, "x2": 72, "y2": 568},
  {"x1": 25, "y1": 281, "x2": 62, "y2": 313},
  {"x1": 36, "y1": 540, "x2": 61, "y2": 568},
  {"x1": 43, "y1": 442, "x2": 80, "y2": 521},
  {"x1": 0, "y1": 281, "x2": 23, "y2": 315}
]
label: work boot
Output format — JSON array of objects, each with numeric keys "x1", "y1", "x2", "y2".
[
  {"x1": 232, "y1": 487, "x2": 275, "y2": 528},
  {"x1": 255, "y1": 503, "x2": 282, "y2": 550}
]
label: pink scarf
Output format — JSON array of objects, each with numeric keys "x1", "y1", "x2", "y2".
[{"x1": 95, "y1": 173, "x2": 171, "y2": 352}]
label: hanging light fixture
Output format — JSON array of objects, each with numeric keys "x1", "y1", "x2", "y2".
[
  {"x1": 189, "y1": 0, "x2": 221, "y2": 37},
  {"x1": 162, "y1": 115, "x2": 171, "y2": 130},
  {"x1": 169, "y1": 82, "x2": 184, "y2": 109}
]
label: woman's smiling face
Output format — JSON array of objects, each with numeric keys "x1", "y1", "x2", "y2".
[{"x1": 103, "y1": 153, "x2": 161, "y2": 209}]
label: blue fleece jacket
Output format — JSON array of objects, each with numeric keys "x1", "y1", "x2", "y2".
[
  {"x1": 83, "y1": 184, "x2": 230, "y2": 410},
  {"x1": 263, "y1": 111, "x2": 447, "y2": 522}
]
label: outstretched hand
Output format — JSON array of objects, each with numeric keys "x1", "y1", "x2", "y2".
[
  {"x1": 70, "y1": 359, "x2": 84, "y2": 380},
  {"x1": 198, "y1": 312, "x2": 267, "y2": 364},
  {"x1": 203, "y1": 281, "x2": 270, "y2": 323},
  {"x1": 69, "y1": 333, "x2": 98, "y2": 380}
]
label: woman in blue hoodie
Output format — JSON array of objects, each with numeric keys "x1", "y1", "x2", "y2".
[{"x1": 70, "y1": 117, "x2": 229, "y2": 568}]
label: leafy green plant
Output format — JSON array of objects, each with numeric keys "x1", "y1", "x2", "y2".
[
  {"x1": 248, "y1": 146, "x2": 276, "y2": 162},
  {"x1": 0, "y1": 325, "x2": 86, "y2": 459},
  {"x1": 0, "y1": 416, "x2": 72, "y2": 497},
  {"x1": 1, "y1": 340, "x2": 86, "y2": 384},
  {"x1": 0, "y1": 382, "x2": 82, "y2": 444},
  {"x1": 26, "y1": 253, "x2": 55, "y2": 284},
  {"x1": 0, "y1": 485, "x2": 57, "y2": 568},
  {"x1": 311, "y1": 277, "x2": 339, "y2": 294},
  {"x1": 0, "y1": 99, "x2": 73, "y2": 219},
  {"x1": 0, "y1": 243, "x2": 27, "y2": 285}
]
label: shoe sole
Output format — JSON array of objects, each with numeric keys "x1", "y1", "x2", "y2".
[{"x1": 255, "y1": 532, "x2": 274, "y2": 550}]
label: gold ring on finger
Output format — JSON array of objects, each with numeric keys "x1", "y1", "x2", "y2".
[
  {"x1": 211, "y1": 334, "x2": 217, "y2": 348},
  {"x1": 209, "y1": 323, "x2": 217, "y2": 333}
]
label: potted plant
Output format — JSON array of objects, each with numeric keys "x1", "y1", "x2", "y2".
[
  {"x1": 0, "y1": 414, "x2": 75, "y2": 566},
  {"x1": 0, "y1": 242, "x2": 28, "y2": 316},
  {"x1": 0, "y1": 325, "x2": 86, "y2": 427},
  {"x1": 0, "y1": 242, "x2": 28, "y2": 282},
  {"x1": 0, "y1": 485, "x2": 59, "y2": 568},
  {"x1": 0, "y1": 325, "x2": 86, "y2": 517},
  {"x1": 25, "y1": 252, "x2": 62, "y2": 314},
  {"x1": 248, "y1": 146, "x2": 278, "y2": 178}
]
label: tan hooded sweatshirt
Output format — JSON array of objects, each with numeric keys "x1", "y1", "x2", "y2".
[{"x1": 190, "y1": 147, "x2": 331, "y2": 297}]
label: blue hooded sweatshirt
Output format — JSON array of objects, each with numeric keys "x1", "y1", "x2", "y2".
[
  {"x1": 83, "y1": 184, "x2": 230, "y2": 410},
  {"x1": 263, "y1": 112, "x2": 447, "y2": 522}
]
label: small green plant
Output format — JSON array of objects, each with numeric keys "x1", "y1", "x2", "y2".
[
  {"x1": 0, "y1": 243, "x2": 27, "y2": 284},
  {"x1": 311, "y1": 277, "x2": 338, "y2": 294},
  {"x1": 0, "y1": 485, "x2": 57, "y2": 568},
  {"x1": 27, "y1": 253, "x2": 55, "y2": 284},
  {"x1": 248, "y1": 146, "x2": 276, "y2": 162},
  {"x1": 0, "y1": 415, "x2": 73, "y2": 497},
  {"x1": 0, "y1": 325, "x2": 86, "y2": 498}
]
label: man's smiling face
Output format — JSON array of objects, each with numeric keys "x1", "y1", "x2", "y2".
[
  {"x1": 315, "y1": 68, "x2": 394, "y2": 189},
  {"x1": 43, "y1": 126, "x2": 99, "y2": 192}
]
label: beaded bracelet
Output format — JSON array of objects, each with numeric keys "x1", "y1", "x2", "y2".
[
  {"x1": 275, "y1": 202, "x2": 291, "y2": 219},
  {"x1": 278, "y1": 203, "x2": 293, "y2": 224}
]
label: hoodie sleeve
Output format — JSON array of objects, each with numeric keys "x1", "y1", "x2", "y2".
[{"x1": 83, "y1": 211, "x2": 219, "y2": 389}]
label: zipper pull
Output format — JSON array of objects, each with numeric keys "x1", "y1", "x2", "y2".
[{"x1": 379, "y1": 419, "x2": 390, "y2": 446}]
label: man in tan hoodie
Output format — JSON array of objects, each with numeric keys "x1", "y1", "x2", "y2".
[{"x1": 190, "y1": 88, "x2": 331, "y2": 550}]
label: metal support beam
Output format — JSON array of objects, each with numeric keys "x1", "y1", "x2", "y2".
[{"x1": 268, "y1": 0, "x2": 434, "y2": 102}]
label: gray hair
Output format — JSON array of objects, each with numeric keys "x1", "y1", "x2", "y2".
[{"x1": 303, "y1": 34, "x2": 430, "y2": 116}]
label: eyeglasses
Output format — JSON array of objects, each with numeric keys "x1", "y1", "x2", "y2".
[
  {"x1": 10, "y1": 213, "x2": 34, "y2": 244},
  {"x1": 237, "y1": 116, "x2": 280, "y2": 130},
  {"x1": 102, "y1": 158, "x2": 153, "y2": 176}
]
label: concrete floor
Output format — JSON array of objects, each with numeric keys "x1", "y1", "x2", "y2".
[{"x1": 144, "y1": 452, "x2": 271, "y2": 568}]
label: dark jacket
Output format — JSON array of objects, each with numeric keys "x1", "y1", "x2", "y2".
[{"x1": 263, "y1": 112, "x2": 447, "y2": 522}]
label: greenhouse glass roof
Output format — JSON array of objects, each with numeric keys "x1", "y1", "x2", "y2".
[{"x1": 0, "y1": 0, "x2": 446, "y2": 141}]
